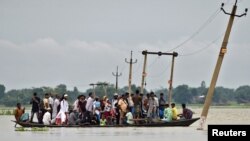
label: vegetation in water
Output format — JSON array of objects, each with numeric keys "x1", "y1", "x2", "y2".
[
  {"x1": 15, "y1": 127, "x2": 49, "y2": 132},
  {"x1": 0, "y1": 109, "x2": 13, "y2": 115}
]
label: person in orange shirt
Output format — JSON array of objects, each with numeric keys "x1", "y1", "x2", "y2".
[
  {"x1": 14, "y1": 103, "x2": 25, "y2": 122},
  {"x1": 118, "y1": 94, "x2": 128, "y2": 125}
]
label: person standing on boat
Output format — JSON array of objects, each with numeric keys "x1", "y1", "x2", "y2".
[
  {"x1": 158, "y1": 93, "x2": 166, "y2": 119},
  {"x1": 93, "y1": 97, "x2": 101, "y2": 124},
  {"x1": 78, "y1": 95, "x2": 87, "y2": 123},
  {"x1": 126, "y1": 92, "x2": 134, "y2": 115},
  {"x1": 43, "y1": 93, "x2": 50, "y2": 110},
  {"x1": 29, "y1": 92, "x2": 40, "y2": 122},
  {"x1": 85, "y1": 92, "x2": 94, "y2": 123},
  {"x1": 132, "y1": 90, "x2": 142, "y2": 123},
  {"x1": 73, "y1": 95, "x2": 81, "y2": 113},
  {"x1": 118, "y1": 94, "x2": 128, "y2": 125},
  {"x1": 48, "y1": 93, "x2": 54, "y2": 118},
  {"x1": 56, "y1": 94, "x2": 69, "y2": 125},
  {"x1": 52, "y1": 94, "x2": 60, "y2": 119},
  {"x1": 147, "y1": 92, "x2": 157, "y2": 119},
  {"x1": 111, "y1": 93, "x2": 119, "y2": 124},
  {"x1": 154, "y1": 94, "x2": 159, "y2": 118}
]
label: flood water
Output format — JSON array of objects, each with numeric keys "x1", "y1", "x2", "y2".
[{"x1": 1, "y1": 108, "x2": 250, "y2": 141}]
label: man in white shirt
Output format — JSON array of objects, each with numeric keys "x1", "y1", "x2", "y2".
[
  {"x1": 56, "y1": 94, "x2": 69, "y2": 125},
  {"x1": 85, "y1": 92, "x2": 94, "y2": 123},
  {"x1": 43, "y1": 108, "x2": 51, "y2": 125},
  {"x1": 85, "y1": 92, "x2": 94, "y2": 112}
]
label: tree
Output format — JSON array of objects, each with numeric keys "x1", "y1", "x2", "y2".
[
  {"x1": 85, "y1": 82, "x2": 116, "y2": 99},
  {"x1": 235, "y1": 85, "x2": 250, "y2": 103},
  {"x1": 0, "y1": 84, "x2": 6, "y2": 99},
  {"x1": 212, "y1": 87, "x2": 234, "y2": 105},
  {"x1": 55, "y1": 84, "x2": 67, "y2": 94},
  {"x1": 173, "y1": 85, "x2": 192, "y2": 104},
  {"x1": 120, "y1": 84, "x2": 142, "y2": 95},
  {"x1": 201, "y1": 81, "x2": 206, "y2": 88}
]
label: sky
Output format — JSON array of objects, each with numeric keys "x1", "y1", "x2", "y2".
[{"x1": 0, "y1": 0, "x2": 250, "y2": 92}]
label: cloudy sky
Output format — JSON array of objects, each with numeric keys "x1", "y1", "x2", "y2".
[{"x1": 0, "y1": 0, "x2": 249, "y2": 92}]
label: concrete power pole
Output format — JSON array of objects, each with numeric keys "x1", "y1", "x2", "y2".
[
  {"x1": 125, "y1": 51, "x2": 137, "y2": 96},
  {"x1": 140, "y1": 50, "x2": 148, "y2": 94},
  {"x1": 112, "y1": 66, "x2": 122, "y2": 92},
  {"x1": 168, "y1": 52, "x2": 178, "y2": 105},
  {"x1": 198, "y1": 0, "x2": 247, "y2": 130}
]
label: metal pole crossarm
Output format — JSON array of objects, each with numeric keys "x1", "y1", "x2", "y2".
[
  {"x1": 125, "y1": 51, "x2": 138, "y2": 64},
  {"x1": 142, "y1": 50, "x2": 178, "y2": 57},
  {"x1": 97, "y1": 83, "x2": 108, "y2": 86},
  {"x1": 221, "y1": 2, "x2": 248, "y2": 17},
  {"x1": 90, "y1": 83, "x2": 108, "y2": 86}
]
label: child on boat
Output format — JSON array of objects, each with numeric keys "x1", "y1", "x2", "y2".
[{"x1": 100, "y1": 114, "x2": 107, "y2": 126}]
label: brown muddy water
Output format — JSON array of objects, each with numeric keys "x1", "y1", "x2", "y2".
[{"x1": 1, "y1": 108, "x2": 249, "y2": 141}]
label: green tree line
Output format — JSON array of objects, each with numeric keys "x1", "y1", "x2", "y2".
[{"x1": 0, "y1": 81, "x2": 250, "y2": 107}]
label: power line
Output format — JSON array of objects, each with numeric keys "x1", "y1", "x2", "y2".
[
  {"x1": 179, "y1": 16, "x2": 242, "y2": 57},
  {"x1": 167, "y1": 8, "x2": 221, "y2": 52},
  {"x1": 179, "y1": 33, "x2": 224, "y2": 57}
]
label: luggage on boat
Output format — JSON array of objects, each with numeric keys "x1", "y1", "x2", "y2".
[{"x1": 20, "y1": 113, "x2": 29, "y2": 122}]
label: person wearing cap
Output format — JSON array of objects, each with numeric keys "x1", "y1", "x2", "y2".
[{"x1": 56, "y1": 94, "x2": 69, "y2": 125}]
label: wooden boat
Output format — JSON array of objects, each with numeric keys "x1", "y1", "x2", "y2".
[{"x1": 12, "y1": 117, "x2": 200, "y2": 128}]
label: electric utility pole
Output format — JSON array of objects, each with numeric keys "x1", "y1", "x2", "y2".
[
  {"x1": 125, "y1": 51, "x2": 137, "y2": 96},
  {"x1": 112, "y1": 66, "x2": 122, "y2": 92},
  {"x1": 140, "y1": 50, "x2": 148, "y2": 94},
  {"x1": 198, "y1": 0, "x2": 247, "y2": 130},
  {"x1": 141, "y1": 51, "x2": 178, "y2": 105}
]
